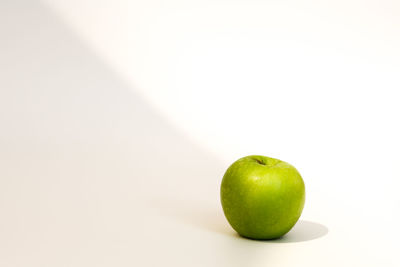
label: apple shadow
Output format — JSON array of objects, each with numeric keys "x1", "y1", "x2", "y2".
[{"x1": 244, "y1": 220, "x2": 329, "y2": 243}]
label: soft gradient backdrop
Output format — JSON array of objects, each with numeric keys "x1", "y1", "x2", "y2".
[{"x1": 1, "y1": 1, "x2": 399, "y2": 266}]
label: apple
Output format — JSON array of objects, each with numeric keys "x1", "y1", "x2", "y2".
[{"x1": 220, "y1": 155, "x2": 305, "y2": 240}]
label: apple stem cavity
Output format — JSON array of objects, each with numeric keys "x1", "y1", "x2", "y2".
[{"x1": 255, "y1": 159, "x2": 266, "y2": 165}]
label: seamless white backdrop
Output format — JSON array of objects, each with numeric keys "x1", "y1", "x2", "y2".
[
  {"x1": 43, "y1": 0, "x2": 400, "y2": 162},
  {"x1": 1, "y1": 1, "x2": 399, "y2": 266},
  {"x1": 44, "y1": 0, "x2": 400, "y2": 229}
]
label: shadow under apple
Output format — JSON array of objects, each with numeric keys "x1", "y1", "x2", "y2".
[{"x1": 237, "y1": 220, "x2": 329, "y2": 243}]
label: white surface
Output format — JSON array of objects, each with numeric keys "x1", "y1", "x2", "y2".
[{"x1": 0, "y1": 1, "x2": 399, "y2": 266}]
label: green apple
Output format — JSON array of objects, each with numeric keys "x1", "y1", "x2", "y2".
[{"x1": 220, "y1": 155, "x2": 305, "y2": 240}]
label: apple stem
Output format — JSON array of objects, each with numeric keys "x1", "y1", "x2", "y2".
[{"x1": 256, "y1": 159, "x2": 266, "y2": 165}]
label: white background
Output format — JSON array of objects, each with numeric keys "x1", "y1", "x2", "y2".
[{"x1": 1, "y1": 1, "x2": 399, "y2": 266}]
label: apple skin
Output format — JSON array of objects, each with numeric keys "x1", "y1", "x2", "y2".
[{"x1": 220, "y1": 155, "x2": 305, "y2": 240}]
